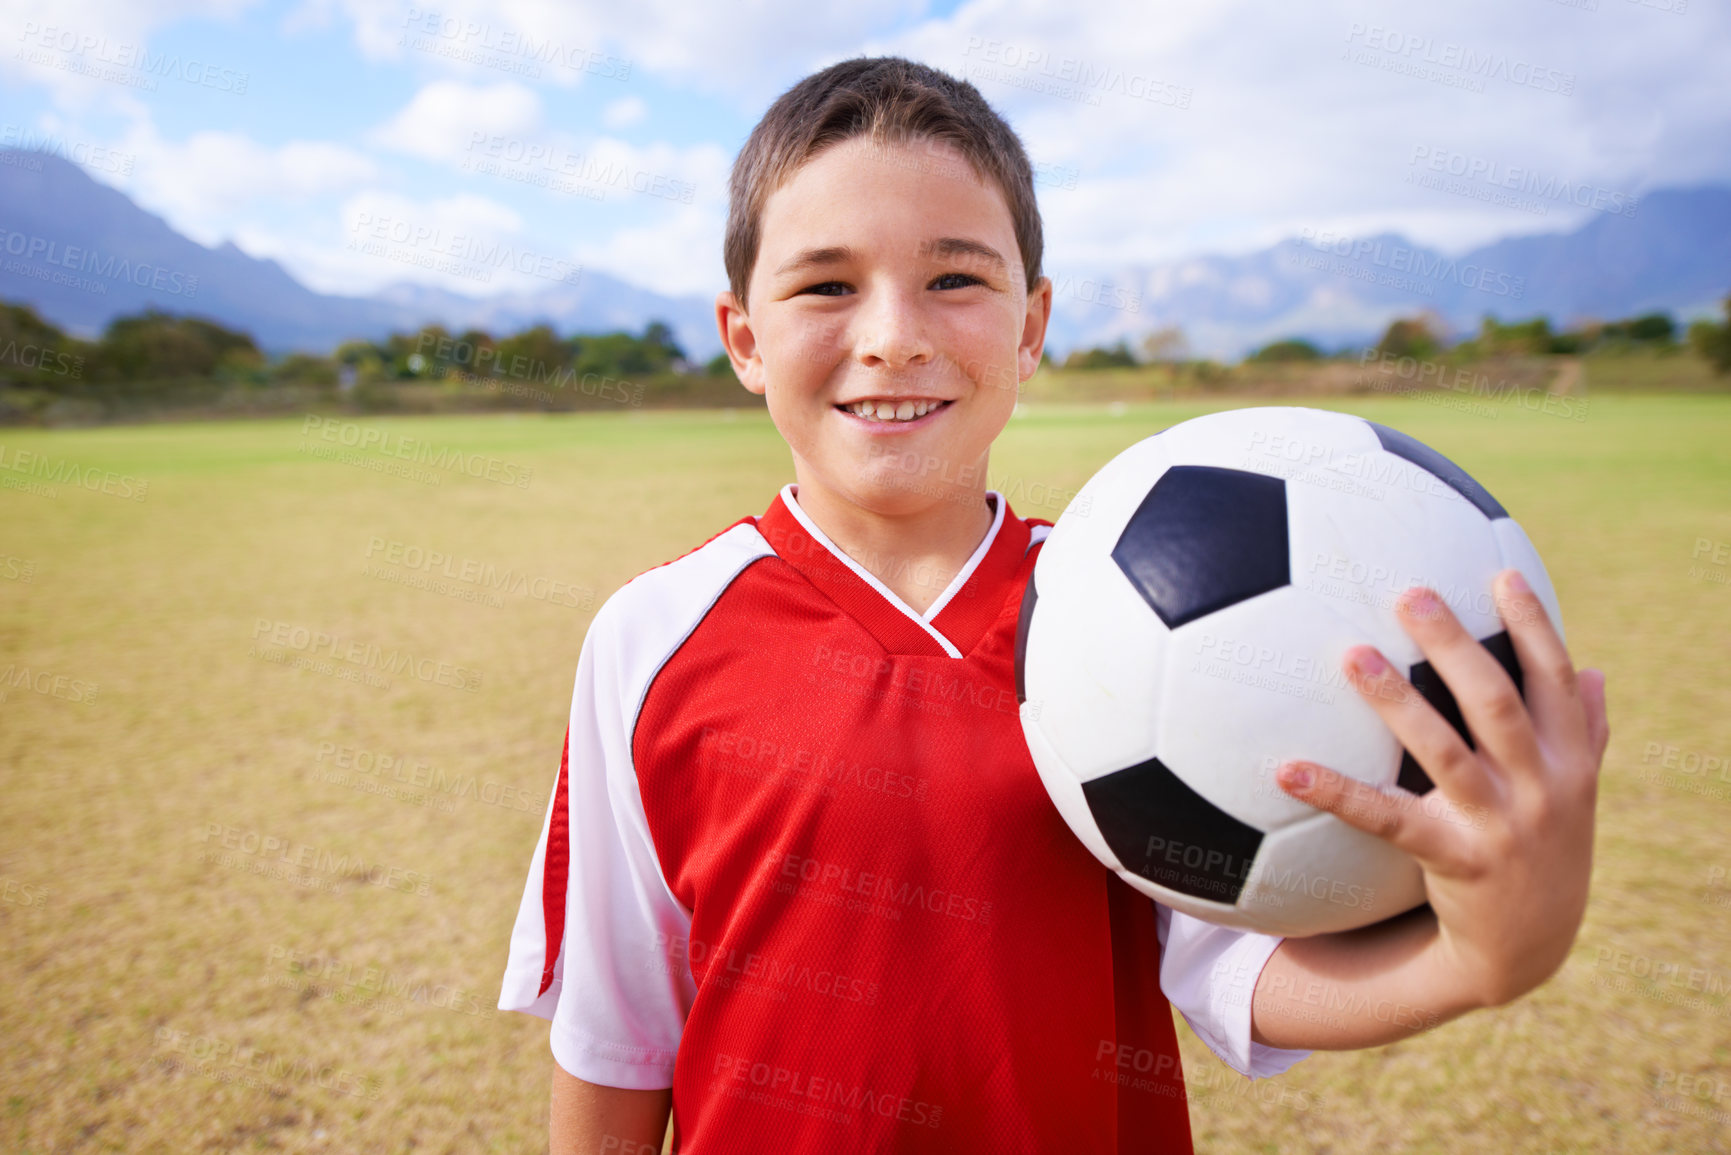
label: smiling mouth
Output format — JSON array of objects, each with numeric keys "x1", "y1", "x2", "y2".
[{"x1": 836, "y1": 399, "x2": 951, "y2": 423}]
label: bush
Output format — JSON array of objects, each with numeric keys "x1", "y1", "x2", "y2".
[
  {"x1": 1624, "y1": 313, "x2": 1677, "y2": 343},
  {"x1": 0, "y1": 302, "x2": 88, "y2": 387},
  {"x1": 1687, "y1": 296, "x2": 1731, "y2": 375},
  {"x1": 271, "y1": 353, "x2": 338, "y2": 386},
  {"x1": 88, "y1": 311, "x2": 261, "y2": 384},
  {"x1": 1062, "y1": 340, "x2": 1137, "y2": 370},
  {"x1": 1374, "y1": 316, "x2": 1444, "y2": 362},
  {"x1": 1247, "y1": 338, "x2": 1322, "y2": 363}
]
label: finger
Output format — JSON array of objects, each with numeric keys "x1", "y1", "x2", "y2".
[
  {"x1": 1579, "y1": 668, "x2": 1610, "y2": 765},
  {"x1": 1493, "y1": 569, "x2": 1590, "y2": 759},
  {"x1": 1344, "y1": 643, "x2": 1500, "y2": 810},
  {"x1": 1276, "y1": 761, "x2": 1476, "y2": 870},
  {"x1": 1396, "y1": 586, "x2": 1544, "y2": 784}
]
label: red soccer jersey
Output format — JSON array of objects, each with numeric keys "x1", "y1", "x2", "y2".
[{"x1": 500, "y1": 485, "x2": 1308, "y2": 1153}]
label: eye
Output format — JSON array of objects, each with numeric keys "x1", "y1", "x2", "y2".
[
  {"x1": 931, "y1": 272, "x2": 983, "y2": 290},
  {"x1": 798, "y1": 281, "x2": 852, "y2": 296}
]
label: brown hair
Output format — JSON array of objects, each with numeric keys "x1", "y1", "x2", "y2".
[{"x1": 724, "y1": 56, "x2": 1043, "y2": 311}]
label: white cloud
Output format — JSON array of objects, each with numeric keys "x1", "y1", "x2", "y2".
[
  {"x1": 116, "y1": 124, "x2": 378, "y2": 246},
  {"x1": 875, "y1": 0, "x2": 1731, "y2": 269},
  {"x1": 6, "y1": 0, "x2": 1728, "y2": 318},
  {"x1": 302, "y1": 0, "x2": 1731, "y2": 290},
  {"x1": 569, "y1": 135, "x2": 731, "y2": 207},
  {"x1": 313, "y1": 0, "x2": 924, "y2": 102},
  {"x1": 0, "y1": 0, "x2": 257, "y2": 109},
  {"x1": 310, "y1": 189, "x2": 596, "y2": 296},
  {"x1": 340, "y1": 189, "x2": 524, "y2": 237},
  {"x1": 572, "y1": 202, "x2": 725, "y2": 298},
  {"x1": 602, "y1": 95, "x2": 648, "y2": 130},
  {"x1": 234, "y1": 189, "x2": 561, "y2": 299},
  {"x1": 283, "y1": 0, "x2": 410, "y2": 63},
  {"x1": 371, "y1": 80, "x2": 543, "y2": 163},
  {"x1": 410, "y1": 113, "x2": 732, "y2": 210}
]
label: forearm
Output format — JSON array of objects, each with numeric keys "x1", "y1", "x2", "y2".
[
  {"x1": 1250, "y1": 905, "x2": 1484, "y2": 1051},
  {"x1": 550, "y1": 1063, "x2": 671, "y2": 1155}
]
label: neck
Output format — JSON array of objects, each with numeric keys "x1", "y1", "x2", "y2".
[{"x1": 786, "y1": 472, "x2": 997, "y2": 617}]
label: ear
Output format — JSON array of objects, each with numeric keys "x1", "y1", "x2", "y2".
[
  {"x1": 1018, "y1": 274, "x2": 1054, "y2": 383},
  {"x1": 715, "y1": 290, "x2": 765, "y2": 396}
]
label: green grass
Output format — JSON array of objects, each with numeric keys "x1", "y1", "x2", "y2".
[{"x1": 2, "y1": 395, "x2": 1729, "y2": 1152}]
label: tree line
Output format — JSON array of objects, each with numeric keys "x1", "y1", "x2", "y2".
[
  {"x1": 1058, "y1": 297, "x2": 1731, "y2": 374},
  {"x1": 5, "y1": 296, "x2": 1730, "y2": 395},
  {"x1": 0, "y1": 304, "x2": 704, "y2": 390}
]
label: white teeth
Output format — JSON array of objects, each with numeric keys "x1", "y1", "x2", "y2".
[{"x1": 845, "y1": 399, "x2": 944, "y2": 421}]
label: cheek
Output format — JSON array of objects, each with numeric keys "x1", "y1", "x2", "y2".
[
  {"x1": 945, "y1": 304, "x2": 1023, "y2": 388},
  {"x1": 760, "y1": 333, "x2": 824, "y2": 396},
  {"x1": 762, "y1": 389, "x2": 820, "y2": 459},
  {"x1": 958, "y1": 344, "x2": 1023, "y2": 411},
  {"x1": 766, "y1": 312, "x2": 845, "y2": 372}
]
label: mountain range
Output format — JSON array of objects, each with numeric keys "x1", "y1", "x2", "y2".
[
  {"x1": 3, "y1": 151, "x2": 1727, "y2": 362},
  {"x1": 1043, "y1": 186, "x2": 1731, "y2": 359},
  {"x1": 0, "y1": 153, "x2": 720, "y2": 359}
]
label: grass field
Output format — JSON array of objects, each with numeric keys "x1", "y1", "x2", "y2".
[{"x1": 3, "y1": 394, "x2": 1729, "y2": 1153}]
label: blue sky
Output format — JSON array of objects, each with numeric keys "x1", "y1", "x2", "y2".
[{"x1": 3, "y1": 0, "x2": 1726, "y2": 304}]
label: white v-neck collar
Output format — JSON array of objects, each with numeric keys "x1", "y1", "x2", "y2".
[{"x1": 777, "y1": 483, "x2": 1006, "y2": 660}]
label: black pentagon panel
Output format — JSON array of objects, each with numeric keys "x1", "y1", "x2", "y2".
[
  {"x1": 1111, "y1": 465, "x2": 1290, "y2": 630},
  {"x1": 1082, "y1": 755, "x2": 1264, "y2": 905},
  {"x1": 1397, "y1": 630, "x2": 1525, "y2": 795},
  {"x1": 1013, "y1": 571, "x2": 1037, "y2": 705},
  {"x1": 1366, "y1": 421, "x2": 1508, "y2": 520}
]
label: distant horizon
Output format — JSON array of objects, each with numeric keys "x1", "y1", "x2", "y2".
[
  {"x1": 6, "y1": 147, "x2": 1729, "y2": 361},
  {"x1": 9, "y1": 145, "x2": 1730, "y2": 296},
  {"x1": 2, "y1": 1, "x2": 1726, "y2": 308}
]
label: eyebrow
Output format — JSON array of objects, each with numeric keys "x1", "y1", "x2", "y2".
[
  {"x1": 773, "y1": 245, "x2": 857, "y2": 277},
  {"x1": 922, "y1": 237, "x2": 1008, "y2": 276},
  {"x1": 772, "y1": 237, "x2": 1009, "y2": 279}
]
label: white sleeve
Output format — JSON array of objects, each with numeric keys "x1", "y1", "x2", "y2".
[
  {"x1": 1156, "y1": 903, "x2": 1312, "y2": 1079},
  {"x1": 496, "y1": 602, "x2": 695, "y2": 1089}
]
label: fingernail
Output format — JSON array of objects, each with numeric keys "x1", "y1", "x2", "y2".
[
  {"x1": 1506, "y1": 570, "x2": 1531, "y2": 596},
  {"x1": 1278, "y1": 762, "x2": 1314, "y2": 792},
  {"x1": 1349, "y1": 648, "x2": 1390, "y2": 679},
  {"x1": 1402, "y1": 588, "x2": 1442, "y2": 619}
]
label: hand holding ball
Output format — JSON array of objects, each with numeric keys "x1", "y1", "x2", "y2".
[{"x1": 1014, "y1": 406, "x2": 1562, "y2": 936}]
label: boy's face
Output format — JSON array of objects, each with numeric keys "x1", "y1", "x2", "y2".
[{"x1": 716, "y1": 136, "x2": 1051, "y2": 520}]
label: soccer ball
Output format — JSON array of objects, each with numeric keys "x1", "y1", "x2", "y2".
[{"x1": 1014, "y1": 406, "x2": 1561, "y2": 936}]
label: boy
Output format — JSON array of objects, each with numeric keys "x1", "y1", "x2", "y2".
[{"x1": 499, "y1": 57, "x2": 1610, "y2": 1153}]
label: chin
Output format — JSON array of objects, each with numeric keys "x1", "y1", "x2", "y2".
[{"x1": 853, "y1": 468, "x2": 977, "y2": 516}]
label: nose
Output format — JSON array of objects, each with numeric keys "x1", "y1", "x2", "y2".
[{"x1": 852, "y1": 281, "x2": 934, "y2": 370}]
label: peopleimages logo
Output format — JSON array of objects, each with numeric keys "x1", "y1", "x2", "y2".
[
  {"x1": 0, "y1": 444, "x2": 149, "y2": 500},
  {"x1": 960, "y1": 36, "x2": 1193, "y2": 109},
  {"x1": 463, "y1": 133, "x2": 696, "y2": 204},
  {"x1": 1406, "y1": 146, "x2": 1639, "y2": 219},
  {"x1": 1292, "y1": 228, "x2": 1526, "y2": 300},
  {"x1": 0, "y1": 229, "x2": 198, "y2": 298},
  {"x1": 250, "y1": 617, "x2": 485, "y2": 694},
  {"x1": 398, "y1": 9, "x2": 633, "y2": 80},
  {"x1": 15, "y1": 22, "x2": 249, "y2": 94},
  {"x1": 0, "y1": 339, "x2": 83, "y2": 378},
  {"x1": 710, "y1": 1053, "x2": 943, "y2": 1129},
  {"x1": 346, "y1": 212, "x2": 582, "y2": 287},
  {"x1": 1355, "y1": 350, "x2": 1589, "y2": 422},
  {"x1": 300, "y1": 416, "x2": 534, "y2": 487},
  {"x1": 1342, "y1": 23, "x2": 1576, "y2": 97},
  {"x1": 0, "y1": 124, "x2": 134, "y2": 175}
]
